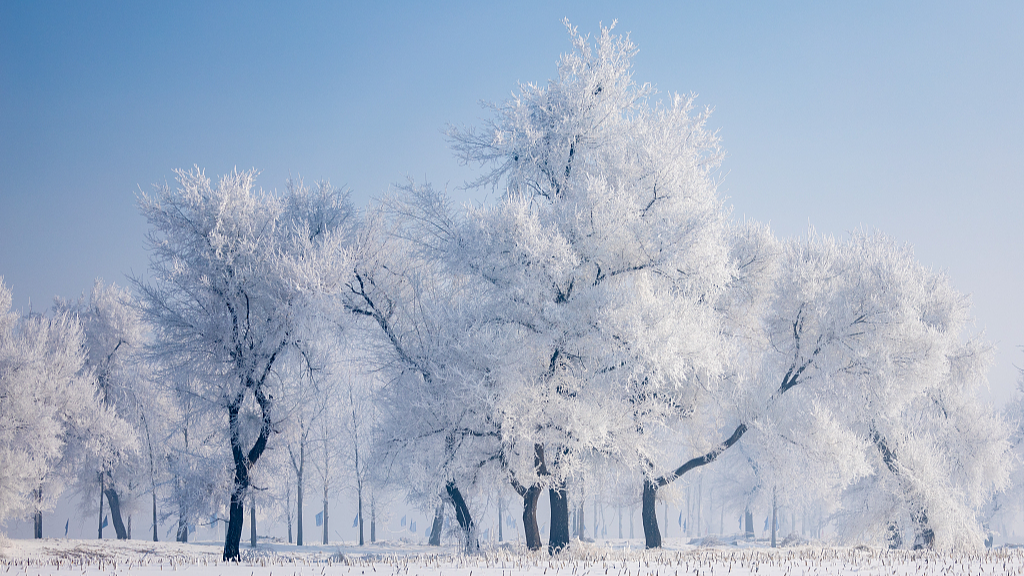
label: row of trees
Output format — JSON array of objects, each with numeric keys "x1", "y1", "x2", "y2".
[{"x1": 1, "y1": 22, "x2": 1018, "y2": 559}]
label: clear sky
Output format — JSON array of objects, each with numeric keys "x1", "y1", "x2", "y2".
[{"x1": 2, "y1": 1, "x2": 1022, "y2": 401}]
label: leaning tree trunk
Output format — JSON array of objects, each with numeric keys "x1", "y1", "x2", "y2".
[
  {"x1": 642, "y1": 423, "x2": 748, "y2": 548},
  {"x1": 103, "y1": 484, "x2": 129, "y2": 539},
  {"x1": 548, "y1": 483, "x2": 571, "y2": 554},
  {"x1": 445, "y1": 481, "x2": 476, "y2": 552},
  {"x1": 428, "y1": 504, "x2": 444, "y2": 546}
]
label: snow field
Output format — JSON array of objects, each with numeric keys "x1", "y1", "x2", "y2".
[{"x1": 3, "y1": 540, "x2": 1024, "y2": 575}]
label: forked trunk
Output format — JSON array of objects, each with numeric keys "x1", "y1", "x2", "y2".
[{"x1": 223, "y1": 390, "x2": 272, "y2": 561}]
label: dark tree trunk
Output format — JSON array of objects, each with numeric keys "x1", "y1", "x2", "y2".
[
  {"x1": 98, "y1": 475, "x2": 105, "y2": 539},
  {"x1": 33, "y1": 486, "x2": 43, "y2": 539},
  {"x1": 642, "y1": 423, "x2": 747, "y2": 548},
  {"x1": 104, "y1": 485, "x2": 129, "y2": 539},
  {"x1": 296, "y1": 447, "x2": 304, "y2": 546},
  {"x1": 523, "y1": 485, "x2": 543, "y2": 550},
  {"x1": 641, "y1": 479, "x2": 661, "y2": 549},
  {"x1": 224, "y1": 488, "x2": 245, "y2": 560},
  {"x1": 223, "y1": 389, "x2": 273, "y2": 561},
  {"x1": 498, "y1": 500, "x2": 503, "y2": 542},
  {"x1": 428, "y1": 504, "x2": 443, "y2": 546},
  {"x1": 506, "y1": 443, "x2": 547, "y2": 551},
  {"x1": 152, "y1": 491, "x2": 159, "y2": 542},
  {"x1": 250, "y1": 496, "x2": 257, "y2": 548},
  {"x1": 445, "y1": 481, "x2": 476, "y2": 551},
  {"x1": 357, "y1": 486, "x2": 364, "y2": 546},
  {"x1": 548, "y1": 484, "x2": 570, "y2": 554},
  {"x1": 744, "y1": 509, "x2": 754, "y2": 540},
  {"x1": 176, "y1": 518, "x2": 188, "y2": 542}
]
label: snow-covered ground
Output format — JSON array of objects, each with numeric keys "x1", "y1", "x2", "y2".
[{"x1": 2, "y1": 538, "x2": 1024, "y2": 575}]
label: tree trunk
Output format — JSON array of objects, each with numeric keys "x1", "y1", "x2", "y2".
[
  {"x1": 641, "y1": 479, "x2": 661, "y2": 549},
  {"x1": 370, "y1": 497, "x2": 376, "y2": 543},
  {"x1": 152, "y1": 490, "x2": 159, "y2": 542},
  {"x1": 99, "y1": 474, "x2": 105, "y2": 539},
  {"x1": 516, "y1": 485, "x2": 540, "y2": 550},
  {"x1": 296, "y1": 444, "x2": 304, "y2": 547},
  {"x1": 446, "y1": 481, "x2": 476, "y2": 552},
  {"x1": 744, "y1": 508, "x2": 754, "y2": 540},
  {"x1": 250, "y1": 495, "x2": 257, "y2": 548},
  {"x1": 286, "y1": 483, "x2": 293, "y2": 544},
  {"x1": 103, "y1": 485, "x2": 129, "y2": 539},
  {"x1": 428, "y1": 504, "x2": 443, "y2": 546},
  {"x1": 770, "y1": 491, "x2": 777, "y2": 548},
  {"x1": 547, "y1": 484, "x2": 570, "y2": 554},
  {"x1": 498, "y1": 499, "x2": 503, "y2": 542},
  {"x1": 357, "y1": 485, "x2": 364, "y2": 546},
  {"x1": 223, "y1": 392, "x2": 272, "y2": 561},
  {"x1": 176, "y1": 517, "x2": 188, "y2": 542},
  {"x1": 322, "y1": 498, "x2": 329, "y2": 545},
  {"x1": 33, "y1": 486, "x2": 43, "y2": 539},
  {"x1": 224, "y1": 487, "x2": 245, "y2": 560}
]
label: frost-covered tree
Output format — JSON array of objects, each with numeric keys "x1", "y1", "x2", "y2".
[
  {"x1": 135, "y1": 169, "x2": 357, "y2": 559},
  {"x1": 346, "y1": 199, "x2": 502, "y2": 552},
  {"x1": 641, "y1": 231, "x2": 1010, "y2": 549},
  {"x1": 0, "y1": 280, "x2": 134, "y2": 536},
  {"x1": 442, "y1": 21, "x2": 732, "y2": 553},
  {"x1": 55, "y1": 279, "x2": 168, "y2": 540}
]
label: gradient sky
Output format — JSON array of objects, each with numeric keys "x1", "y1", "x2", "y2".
[{"x1": 2, "y1": 1, "x2": 1022, "y2": 401}]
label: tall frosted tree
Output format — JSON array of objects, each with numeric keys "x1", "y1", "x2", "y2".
[
  {"x1": 443, "y1": 21, "x2": 732, "y2": 553},
  {"x1": 135, "y1": 169, "x2": 356, "y2": 559}
]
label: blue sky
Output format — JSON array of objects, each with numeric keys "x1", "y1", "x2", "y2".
[{"x1": 2, "y1": 1, "x2": 1022, "y2": 400}]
